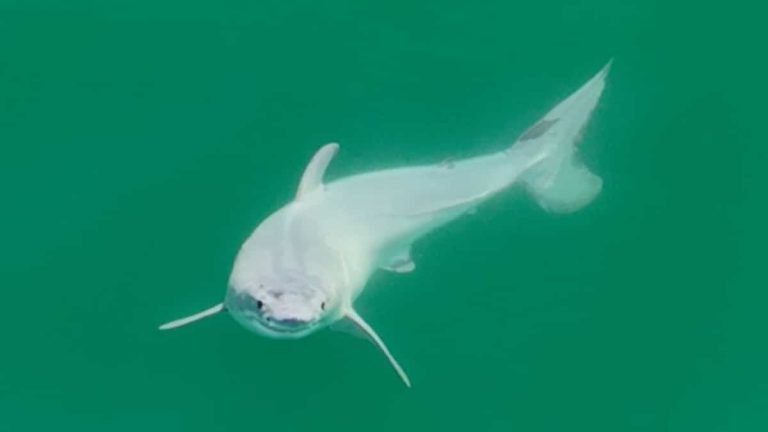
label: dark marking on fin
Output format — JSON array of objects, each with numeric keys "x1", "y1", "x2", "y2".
[
  {"x1": 519, "y1": 118, "x2": 559, "y2": 141},
  {"x1": 574, "y1": 123, "x2": 588, "y2": 146}
]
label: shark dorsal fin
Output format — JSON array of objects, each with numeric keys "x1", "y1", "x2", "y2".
[
  {"x1": 296, "y1": 143, "x2": 339, "y2": 200},
  {"x1": 158, "y1": 303, "x2": 225, "y2": 330},
  {"x1": 345, "y1": 308, "x2": 411, "y2": 387}
]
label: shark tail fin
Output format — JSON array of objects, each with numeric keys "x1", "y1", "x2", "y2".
[
  {"x1": 345, "y1": 309, "x2": 411, "y2": 388},
  {"x1": 158, "y1": 303, "x2": 225, "y2": 330},
  {"x1": 516, "y1": 60, "x2": 611, "y2": 213}
]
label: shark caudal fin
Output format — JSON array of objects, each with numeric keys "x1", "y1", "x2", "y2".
[{"x1": 515, "y1": 60, "x2": 611, "y2": 213}]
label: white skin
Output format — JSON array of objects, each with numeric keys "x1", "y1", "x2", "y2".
[{"x1": 160, "y1": 61, "x2": 612, "y2": 387}]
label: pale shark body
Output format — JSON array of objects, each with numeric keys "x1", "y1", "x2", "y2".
[{"x1": 160, "y1": 62, "x2": 612, "y2": 387}]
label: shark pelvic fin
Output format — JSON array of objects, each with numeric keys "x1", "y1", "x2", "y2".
[
  {"x1": 382, "y1": 248, "x2": 415, "y2": 273},
  {"x1": 345, "y1": 308, "x2": 411, "y2": 387}
]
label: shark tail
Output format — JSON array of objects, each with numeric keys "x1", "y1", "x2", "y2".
[{"x1": 515, "y1": 60, "x2": 611, "y2": 213}]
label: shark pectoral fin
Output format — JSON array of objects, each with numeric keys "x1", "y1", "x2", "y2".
[
  {"x1": 158, "y1": 303, "x2": 225, "y2": 330},
  {"x1": 382, "y1": 249, "x2": 415, "y2": 273},
  {"x1": 330, "y1": 318, "x2": 368, "y2": 340},
  {"x1": 345, "y1": 309, "x2": 411, "y2": 388},
  {"x1": 296, "y1": 142, "x2": 339, "y2": 199}
]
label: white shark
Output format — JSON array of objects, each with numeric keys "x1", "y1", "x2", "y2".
[{"x1": 160, "y1": 61, "x2": 612, "y2": 387}]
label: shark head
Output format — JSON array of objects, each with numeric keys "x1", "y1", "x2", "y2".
[
  {"x1": 158, "y1": 142, "x2": 414, "y2": 386},
  {"x1": 225, "y1": 271, "x2": 339, "y2": 339}
]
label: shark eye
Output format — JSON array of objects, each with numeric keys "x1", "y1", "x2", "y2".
[{"x1": 256, "y1": 300, "x2": 264, "y2": 310}]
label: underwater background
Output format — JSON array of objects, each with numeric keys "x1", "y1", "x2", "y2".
[{"x1": 1, "y1": 0, "x2": 764, "y2": 430}]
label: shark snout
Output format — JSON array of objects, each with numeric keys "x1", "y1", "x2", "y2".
[
  {"x1": 253, "y1": 290, "x2": 325, "y2": 333},
  {"x1": 266, "y1": 297, "x2": 318, "y2": 323},
  {"x1": 270, "y1": 317, "x2": 311, "y2": 329},
  {"x1": 225, "y1": 278, "x2": 330, "y2": 338},
  {"x1": 261, "y1": 307, "x2": 319, "y2": 335}
]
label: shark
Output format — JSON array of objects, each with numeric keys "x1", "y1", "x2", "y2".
[{"x1": 159, "y1": 61, "x2": 612, "y2": 387}]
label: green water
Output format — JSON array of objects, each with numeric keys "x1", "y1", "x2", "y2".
[{"x1": 1, "y1": 1, "x2": 764, "y2": 430}]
